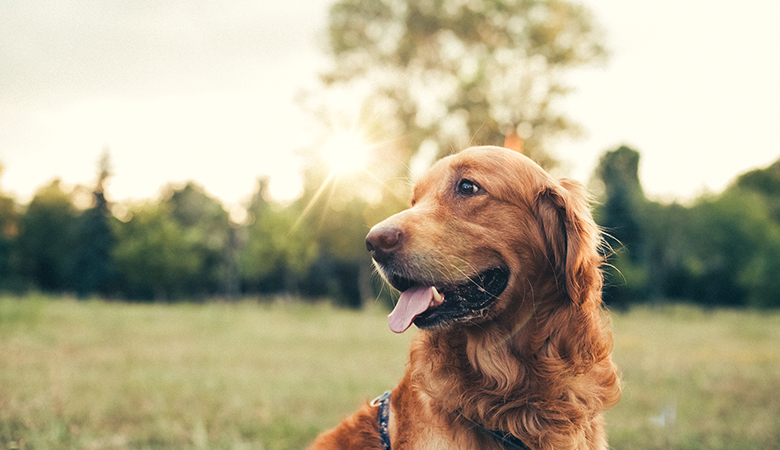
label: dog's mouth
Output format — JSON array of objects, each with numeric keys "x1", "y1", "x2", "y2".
[{"x1": 385, "y1": 266, "x2": 510, "y2": 333}]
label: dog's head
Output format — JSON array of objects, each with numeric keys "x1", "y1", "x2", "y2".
[{"x1": 366, "y1": 146, "x2": 602, "y2": 333}]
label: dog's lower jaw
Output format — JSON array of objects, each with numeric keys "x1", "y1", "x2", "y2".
[{"x1": 380, "y1": 265, "x2": 511, "y2": 333}]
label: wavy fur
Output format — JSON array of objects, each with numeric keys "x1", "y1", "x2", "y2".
[{"x1": 311, "y1": 146, "x2": 621, "y2": 450}]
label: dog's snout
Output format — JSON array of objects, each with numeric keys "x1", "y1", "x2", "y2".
[{"x1": 366, "y1": 225, "x2": 402, "y2": 262}]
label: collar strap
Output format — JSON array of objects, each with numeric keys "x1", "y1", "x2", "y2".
[
  {"x1": 371, "y1": 392, "x2": 531, "y2": 450},
  {"x1": 370, "y1": 391, "x2": 392, "y2": 450},
  {"x1": 458, "y1": 410, "x2": 532, "y2": 450}
]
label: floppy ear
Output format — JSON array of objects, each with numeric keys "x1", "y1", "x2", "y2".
[{"x1": 534, "y1": 179, "x2": 603, "y2": 304}]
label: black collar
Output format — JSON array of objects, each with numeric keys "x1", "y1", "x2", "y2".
[
  {"x1": 458, "y1": 411, "x2": 532, "y2": 450},
  {"x1": 372, "y1": 392, "x2": 531, "y2": 450},
  {"x1": 371, "y1": 391, "x2": 392, "y2": 450}
]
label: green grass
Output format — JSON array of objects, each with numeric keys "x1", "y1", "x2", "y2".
[
  {"x1": 1, "y1": 297, "x2": 779, "y2": 449},
  {"x1": 607, "y1": 305, "x2": 780, "y2": 449}
]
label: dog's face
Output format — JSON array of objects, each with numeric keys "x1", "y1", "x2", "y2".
[{"x1": 367, "y1": 146, "x2": 580, "y2": 333}]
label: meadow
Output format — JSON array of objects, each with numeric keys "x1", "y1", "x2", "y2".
[{"x1": 1, "y1": 296, "x2": 779, "y2": 450}]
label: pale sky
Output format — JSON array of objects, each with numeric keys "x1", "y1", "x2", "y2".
[{"x1": 1, "y1": 0, "x2": 779, "y2": 209}]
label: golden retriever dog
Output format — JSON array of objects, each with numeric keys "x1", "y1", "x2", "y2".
[{"x1": 310, "y1": 146, "x2": 621, "y2": 450}]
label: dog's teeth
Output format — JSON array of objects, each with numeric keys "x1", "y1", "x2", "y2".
[{"x1": 431, "y1": 287, "x2": 443, "y2": 305}]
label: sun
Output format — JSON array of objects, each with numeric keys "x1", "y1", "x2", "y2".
[{"x1": 320, "y1": 128, "x2": 372, "y2": 175}]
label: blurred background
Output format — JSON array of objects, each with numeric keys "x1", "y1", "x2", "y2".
[
  {"x1": 1, "y1": 0, "x2": 779, "y2": 307},
  {"x1": 1, "y1": 1, "x2": 780, "y2": 448}
]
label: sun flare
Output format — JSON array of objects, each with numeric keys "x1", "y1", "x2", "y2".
[{"x1": 320, "y1": 128, "x2": 372, "y2": 175}]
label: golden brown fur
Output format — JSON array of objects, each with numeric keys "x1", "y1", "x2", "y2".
[{"x1": 310, "y1": 146, "x2": 621, "y2": 449}]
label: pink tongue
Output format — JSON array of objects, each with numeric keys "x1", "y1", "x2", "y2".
[{"x1": 388, "y1": 286, "x2": 435, "y2": 334}]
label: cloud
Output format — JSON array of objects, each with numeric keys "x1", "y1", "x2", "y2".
[
  {"x1": 0, "y1": 0, "x2": 333, "y2": 204},
  {"x1": 0, "y1": 0, "x2": 330, "y2": 104}
]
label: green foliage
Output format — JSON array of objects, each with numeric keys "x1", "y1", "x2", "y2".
[
  {"x1": 0, "y1": 1, "x2": 611, "y2": 307},
  {"x1": 678, "y1": 191, "x2": 773, "y2": 305},
  {"x1": 1, "y1": 0, "x2": 779, "y2": 309},
  {"x1": 113, "y1": 201, "x2": 203, "y2": 300},
  {"x1": 735, "y1": 159, "x2": 780, "y2": 222},
  {"x1": 71, "y1": 191, "x2": 116, "y2": 297},
  {"x1": 604, "y1": 250, "x2": 649, "y2": 305},
  {"x1": 16, "y1": 180, "x2": 80, "y2": 292},
  {"x1": 0, "y1": 193, "x2": 20, "y2": 291},
  {"x1": 594, "y1": 146, "x2": 649, "y2": 306},
  {"x1": 240, "y1": 179, "x2": 319, "y2": 292},
  {"x1": 165, "y1": 182, "x2": 235, "y2": 296},
  {"x1": 642, "y1": 201, "x2": 692, "y2": 299},
  {"x1": 112, "y1": 182, "x2": 241, "y2": 301},
  {"x1": 595, "y1": 148, "x2": 780, "y2": 308},
  {"x1": 738, "y1": 235, "x2": 780, "y2": 308},
  {"x1": 280, "y1": 158, "x2": 407, "y2": 307}
]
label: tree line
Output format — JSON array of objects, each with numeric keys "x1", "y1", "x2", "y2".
[
  {"x1": 596, "y1": 146, "x2": 780, "y2": 309},
  {"x1": 0, "y1": 0, "x2": 614, "y2": 306},
  {"x1": 0, "y1": 156, "x2": 385, "y2": 307},
  {"x1": 1, "y1": 145, "x2": 778, "y2": 308},
  {"x1": 3, "y1": 0, "x2": 778, "y2": 307}
]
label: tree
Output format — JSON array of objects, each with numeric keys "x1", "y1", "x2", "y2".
[
  {"x1": 164, "y1": 182, "x2": 234, "y2": 297},
  {"x1": 595, "y1": 146, "x2": 646, "y2": 255},
  {"x1": 16, "y1": 180, "x2": 79, "y2": 291},
  {"x1": 0, "y1": 194, "x2": 18, "y2": 290},
  {"x1": 319, "y1": 0, "x2": 607, "y2": 172},
  {"x1": 299, "y1": 180, "x2": 379, "y2": 308},
  {"x1": 72, "y1": 149, "x2": 117, "y2": 297},
  {"x1": 0, "y1": 164, "x2": 21, "y2": 291},
  {"x1": 734, "y1": 158, "x2": 780, "y2": 222},
  {"x1": 594, "y1": 146, "x2": 649, "y2": 306},
  {"x1": 239, "y1": 178, "x2": 319, "y2": 295},
  {"x1": 678, "y1": 191, "x2": 778, "y2": 306},
  {"x1": 112, "y1": 201, "x2": 202, "y2": 300},
  {"x1": 641, "y1": 201, "x2": 692, "y2": 301},
  {"x1": 303, "y1": 0, "x2": 607, "y2": 308},
  {"x1": 291, "y1": 159, "x2": 403, "y2": 307},
  {"x1": 738, "y1": 227, "x2": 780, "y2": 308},
  {"x1": 730, "y1": 159, "x2": 780, "y2": 307}
]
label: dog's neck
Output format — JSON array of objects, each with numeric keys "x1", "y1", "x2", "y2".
[
  {"x1": 409, "y1": 325, "x2": 529, "y2": 424},
  {"x1": 407, "y1": 297, "x2": 615, "y2": 450}
]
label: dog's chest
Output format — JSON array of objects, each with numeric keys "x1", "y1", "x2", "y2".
[
  {"x1": 394, "y1": 413, "x2": 497, "y2": 450},
  {"x1": 401, "y1": 433, "x2": 482, "y2": 450}
]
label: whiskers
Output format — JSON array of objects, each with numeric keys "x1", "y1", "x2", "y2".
[
  {"x1": 368, "y1": 261, "x2": 394, "y2": 304},
  {"x1": 598, "y1": 227, "x2": 627, "y2": 286},
  {"x1": 449, "y1": 257, "x2": 484, "y2": 285}
]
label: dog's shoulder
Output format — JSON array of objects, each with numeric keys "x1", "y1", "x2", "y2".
[{"x1": 309, "y1": 402, "x2": 385, "y2": 450}]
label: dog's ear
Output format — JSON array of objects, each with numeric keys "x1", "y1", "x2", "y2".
[{"x1": 534, "y1": 179, "x2": 602, "y2": 304}]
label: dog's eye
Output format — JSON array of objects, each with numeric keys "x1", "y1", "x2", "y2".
[{"x1": 457, "y1": 179, "x2": 480, "y2": 196}]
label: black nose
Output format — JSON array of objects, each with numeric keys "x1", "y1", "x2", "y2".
[{"x1": 366, "y1": 225, "x2": 402, "y2": 263}]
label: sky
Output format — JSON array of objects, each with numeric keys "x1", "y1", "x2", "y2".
[{"x1": 1, "y1": 0, "x2": 779, "y2": 210}]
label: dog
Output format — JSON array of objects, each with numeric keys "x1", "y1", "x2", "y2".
[{"x1": 310, "y1": 146, "x2": 621, "y2": 449}]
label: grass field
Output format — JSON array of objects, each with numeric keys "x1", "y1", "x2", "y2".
[{"x1": 1, "y1": 296, "x2": 779, "y2": 450}]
